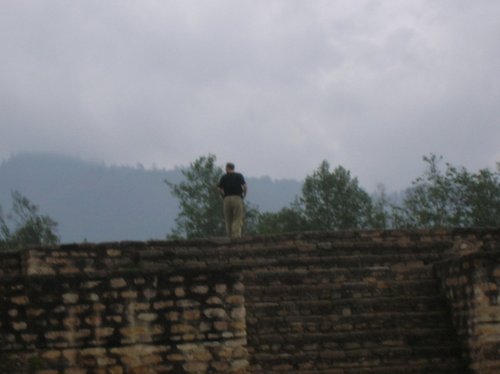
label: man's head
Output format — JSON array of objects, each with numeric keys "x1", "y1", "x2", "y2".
[{"x1": 225, "y1": 162, "x2": 235, "y2": 173}]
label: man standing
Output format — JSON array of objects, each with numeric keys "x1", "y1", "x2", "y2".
[{"x1": 217, "y1": 162, "x2": 247, "y2": 239}]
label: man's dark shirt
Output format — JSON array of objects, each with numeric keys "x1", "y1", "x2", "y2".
[{"x1": 218, "y1": 172, "x2": 246, "y2": 197}]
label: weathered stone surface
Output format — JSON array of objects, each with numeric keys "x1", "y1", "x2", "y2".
[
  {"x1": 110, "y1": 278, "x2": 127, "y2": 288},
  {"x1": 62, "y1": 293, "x2": 79, "y2": 304},
  {"x1": 191, "y1": 285, "x2": 209, "y2": 294},
  {"x1": 1, "y1": 229, "x2": 499, "y2": 373}
]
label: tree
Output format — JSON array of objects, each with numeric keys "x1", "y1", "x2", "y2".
[
  {"x1": 300, "y1": 161, "x2": 373, "y2": 230},
  {"x1": 0, "y1": 191, "x2": 59, "y2": 250},
  {"x1": 465, "y1": 165, "x2": 500, "y2": 227},
  {"x1": 166, "y1": 154, "x2": 261, "y2": 239},
  {"x1": 392, "y1": 155, "x2": 500, "y2": 228},
  {"x1": 370, "y1": 183, "x2": 393, "y2": 229},
  {"x1": 254, "y1": 161, "x2": 376, "y2": 234},
  {"x1": 166, "y1": 154, "x2": 225, "y2": 239},
  {"x1": 392, "y1": 155, "x2": 467, "y2": 228},
  {"x1": 256, "y1": 202, "x2": 306, "y2": 235}
]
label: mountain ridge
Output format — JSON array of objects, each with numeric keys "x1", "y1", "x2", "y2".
[{"x1": 0, "y1": 153, "x2": 302, "y2": 243}]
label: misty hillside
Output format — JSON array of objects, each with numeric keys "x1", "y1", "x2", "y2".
[{"x1": 0, "y1": 153, "x2": 301, "y2": 243}]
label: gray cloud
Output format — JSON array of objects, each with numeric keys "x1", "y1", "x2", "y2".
[{"x1": 1, "y1": 0, "x2": 499, "y2": 190}]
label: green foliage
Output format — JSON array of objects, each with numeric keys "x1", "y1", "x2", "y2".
[
  {"x1": 393, "y1": 154, "x2": 500, "y2": 228},
  {"x1": 255, "y1": 161, "x2": 375, "y2": 234},
  {"x1": 166, "y1": 154, "x2": 225, "y2": 239},
  {"x1": 256, "y1": 203, "x2": 306, "y2": 235},
  {"x1": 166, "y1": 154, "x2": 276, "y2": 239},
  {"x1": 167, "y1": 154, "x2": 500, "y2": 237},
  {"x1": 300, "y1": 161, "x2": 373, "y2": 230},
  {"x1": 464, "y1": 165, "x2": 500, "y2": 227},
  {"x1": 370, "y1": 184, "x2": 392, "y2": 229},
  {"x1": 0, "y1": 191, "x2": 59, "y2": 250},
  {"x1": 242, "y1": 201, "x2": 261, "y2": 236}
]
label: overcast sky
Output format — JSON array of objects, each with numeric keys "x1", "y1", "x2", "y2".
[{"x1": 1, "y1": 0, "x2": 499, "y2": 191}]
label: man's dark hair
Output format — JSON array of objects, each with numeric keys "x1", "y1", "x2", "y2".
[{"x1": 226, "y1": 162, "x2": 235, "y2": 170}]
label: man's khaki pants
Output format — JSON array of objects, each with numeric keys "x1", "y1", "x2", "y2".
[{"x1": 223, "y1": 196, "x2": 244, "y2": 238}]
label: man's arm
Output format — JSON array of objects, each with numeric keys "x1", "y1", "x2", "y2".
[
  {"x1": 217, "y1": 186, "x2": 225, "y2": 198},
  {"x1": 241, "y1": 184, "x2": 247, "y2": 198}
]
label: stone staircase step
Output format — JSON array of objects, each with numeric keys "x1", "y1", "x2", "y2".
[
  {"x1": 246, "y1": 296, "x2": 448, "y2": 317},
  {"x1": 248, "y1": 311, "x2": 453, "y2": 334},
  {"x1": 248, "y1": 344, "x2": 464, "y2": 372},
  {"x1": 135, "y1": 241, "x2": 453, "y2": 271},
  {"x1": 244, "y1": 279, "x2": 440, "y2": 301},
  {"x1": 243, "y1": 266, "x2": 436, "y2": 285},
  {"x1": 144, "y1": 240, "x2": 452, "y2": 259},
  {"x1": 249, "y1": 359, "x2": 467, "y2": 374},
  {"x1": 154, "y1": 253, "x2": 447, "y2": 270},
  {"x1": 248, "y1": 326, "x2": 460, "y2": 345}
]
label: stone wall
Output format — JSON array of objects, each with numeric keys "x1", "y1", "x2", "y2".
[
  {"x1": 435, "y1": 251, "x2": 500, "y2": 374},
  {"x1": 1, "y1": 228, "x2": 500, "y2": 373},
  {"x1": 0, "y1": 267, "x2": 247, "y2": 373}
]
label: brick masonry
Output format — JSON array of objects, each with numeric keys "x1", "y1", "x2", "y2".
[
  {"x1": 435, "y1": 251, "x2": 500, "y2": 373},
  {"x1": 1, "y1": 228, "x2": 499, "y2": 373}
]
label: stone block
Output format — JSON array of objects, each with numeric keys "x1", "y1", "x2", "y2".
[
  {"x1": 215, "y1": 284, "x2": 227, "y2": 294},
  {"x1": 230, "y1": 307, "x2": 245, "y2": 320},
  {"x1": 206, "y1": 296, "x2": 223, "y2": 305},
  {"x1": 21, "y1": 333, "x2": 38, "y2": 343},
  {"x1": 82, "y1": 281, "x2": 101, "y2": 289},
  {"x1": 231, "y1": 359, "x2": 249, "y2": 371},
  {"x1": 41, "y1": 350, "x2": 62, "y2": 360},
  {"x1": 63, "y1": 317, "x2": 81, "y2": 328},
  {"x1": 8, "y1": 308, "x2": 18, "y2": 317},
  {"x1": 60, "y1": 267, "x2": 80, "y2": 274},
  {"x1": 191, "y1": 285, "x2": 209, "y2": 294},
  {"x1": 182, "y1": 310, "x2": 201, "y2": 321},
  {"x1": 121, "y1": 290, "x2": 138, "y2": 298},
  {"x1": 167, "y1": 311, "x2": 180, "y2": 321},
  {"x1": 134, "y1": 277, "x2": 146, "y2": 285},
  {"x1": 142, "y1": 354, "x2": 163, "y2": 365},
  {"x1": 65, "y1": 368, "x2": 87, "y2": 374},
  {"x1": 12, "y1": 321, "x2": 27, "y2": 331},
  {"x1": 81, "y1": 347, "x2": 107, "y2": 357},
  {"x1": 128, "y1": 302, "x2": 150, "y2": 311},
  {"x1": 62, "y1": 349, "x2": 78, "y2": 363},
  {"x1": 11, "y1": 295, "x2": 29, "y2": 305},
  {"x1": 204, "y1": 308, "x2": 227, "y2": 319},
  {"x1": 171, "y1": 324, "x2": 197, "y2": 334},
  {"x1": 166, "y1": 353, "x2": 185, "y2": 362},
  {"x1": 92, "y1": 303, "x2": 106, "y2": 312},
  {"x1": 138, "y1": 313, "x2": 158, "y2": 322},
  {"x1": 95, "y1": 327, "x2": 115, "y2": 338},
  {"x1": 175, "y1": 287, "x2": 186, "y2": 297},
  {"x1": 110, "y1": 278, "x2": 127, "y2": 288},
  {"x1": 183, "y1": 362, "x2": 208, "y2": 372},
  {"x1": 143, "y1": 289, "x2": 157, "y2": 298},
  {"x1": 108, "y1": 366, "x2": 124, "y2": 374},
  {"x1": 211, "y1": 361, "x2": 229, "y2": 371},
  {"x1": 233, "y1": 282, "x2": 244, "y2": 292},
  {"x1": 107, "y1": 249, "x2": 121, "y2": 257},
  {"x1": 169, "y1": 276, "x2": 184, "y2": 283},
  {"x1": 153, "y1": 300, "x2": 174, "y2": 310},
  {"x1": 62, "y1": 293, "x2": 79, "y2": 304},
  {"x1": 177, "y1": 299, "x2": 200, "y2": 308},
  {"x1": 26, "y1": 308, "x2": 45, "y2": 317},
  {"x1": 225, "y1": 295, "x2": 244, "y2": 305}
]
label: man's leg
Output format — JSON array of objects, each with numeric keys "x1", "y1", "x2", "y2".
[
  {"x1": 223, "y1": 198, "x2": 233, "y2": 237},
  {"x1": 231, "y1": 197, "x2": 244, "y2": 238}
]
